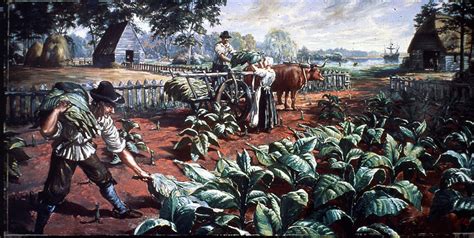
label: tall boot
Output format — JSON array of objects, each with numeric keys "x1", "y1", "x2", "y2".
[
  {"x1": 99, "y1": 184, "x2": 142, "y2": 219},
  {"x1": 34, "y1": 203, "x2": 56, "y2": 234}
]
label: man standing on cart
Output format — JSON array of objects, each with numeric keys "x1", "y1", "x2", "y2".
[{"x1": 212, "y1": 31, "x2": 235, "y2": 72}]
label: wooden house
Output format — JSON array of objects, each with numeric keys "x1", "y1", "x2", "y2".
[
  {"x1": 406, "y1": 14, "x2": 471, "y2": 71},
  {"x1": 93, "y1": 21, "x2": 145, "y2": 67}
]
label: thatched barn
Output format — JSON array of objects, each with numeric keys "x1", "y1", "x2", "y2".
[
  {"x1": 93, "y1": 21, "x2": 145, "y2": 67},
  {"x1": 406, "y1": 14, "x2": 472, "y2": 71}
]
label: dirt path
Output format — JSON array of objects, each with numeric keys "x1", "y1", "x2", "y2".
[{"x1": 6, "y1": 75, "x2": 388, "y2": 235}]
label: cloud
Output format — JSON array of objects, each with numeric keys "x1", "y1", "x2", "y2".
[{"x1": 206, "y1": 0, "x2": 424, "y2": 52}]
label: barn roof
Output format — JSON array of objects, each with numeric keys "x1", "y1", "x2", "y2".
[
  {"x1": 407, "y1": 14, "x2": 472, "y2": 54},
  {"x1": 93, "y1": 21, "x2": 145, "y2": 56}
]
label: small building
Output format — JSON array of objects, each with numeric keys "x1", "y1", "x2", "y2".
[
  {"x1": 405, "y1": 14, "x2": 471, "y2": 71},
  {"x1": 93, "y1": 21, "x2": 145, "y2": 67}
]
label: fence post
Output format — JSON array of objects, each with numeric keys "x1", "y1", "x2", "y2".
[
  {"x1": 151, "y1": 80, "x2": 157, "y2": 108},
  {"x1": 143, "y1": 79, "x2": 149, "y2": 109},
  {"x1": 127, "y1": 80, "x2": 134, "y2": 110},
  {"x1": 19, "y1": 86, "x2": 27, "y2": 122},
  {"x1": 135, "y1": 80, "x2": 142, "y2": 110},
  {"x1": 30, "y1": 85, "x2": 38, "y2": 122},
  {"x1": 9, "y1": 86, "x2": 17, "y2": 122},
  {"x1": 158, "y1": 80, "x2": 165, "y2": 109}
]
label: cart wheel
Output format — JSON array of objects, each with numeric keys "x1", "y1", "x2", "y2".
[{"x1": 215, "y1": 79, "x2": 252, "y2": 122}]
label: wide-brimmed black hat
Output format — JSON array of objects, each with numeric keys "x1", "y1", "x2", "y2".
[
  {"x1": 90, "y1": 81, "x2": 125, "y2": 106},
  {"x1": 219, "y1": 31, "x2": 232, "y2": 39}
]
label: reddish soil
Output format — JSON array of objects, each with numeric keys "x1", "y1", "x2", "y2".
[{"x1": 5, "y1": 76, "x2": 465, "y2": 235}]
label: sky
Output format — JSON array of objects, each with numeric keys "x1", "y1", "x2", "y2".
[
  {"x1": 73, "y1": 0, "x2": 434, "y2": 53},
  {"x1": 204, "y1": 0, "x2": 430, "y2": 53}
]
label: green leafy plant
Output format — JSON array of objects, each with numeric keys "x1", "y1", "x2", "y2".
[
  {"x1": 203, "y1": 103, "x2": 240, "y2": 138},
  {"x1": 393, "y1": 90, "x2": 431, "y2": 122},
  {"x1": 135, "y1": 174, "x2": 249, "y2": 235},
  {"x1": 174, "y1": 109, "x2": 219, "y2": 161},
  {"x1": 399, "y1": 120, "x2": 437, "y2": 149},
  {"x1": 254, "y1": 190, "x2": 334, "y2": 236},
  {"x1": 117, "y1": 118, "x2": 149, "y2": 154},
  {"x1": 367, "y1": 91, "x2": 393, "y2": 117},
  {"x1": 3, "y1": 134, "x2": 30, "y2": 182},
  {"x1": 356, "y1": 113, "x2": 386, "y2": 145},
  {"x1": 430, "y1": 120, "x2": 474, "y2": 220},
  {"x1": 188, "y1": 150, "x2": 274, "y2": 229},
  {"x1": 318, "y1": 93, "x2": 346, "y2": 122},
  {"x1": 248, "y1": 136, "x2": 319, "y2": 189}
]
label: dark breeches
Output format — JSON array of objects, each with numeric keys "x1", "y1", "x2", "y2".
[{"x1": 39, "y1": 153, "x2": 115, "y2": 205}]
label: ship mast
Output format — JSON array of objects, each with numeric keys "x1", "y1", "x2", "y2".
[{"x1": 387, "y1": 42, "x2": 395, "y2": 55}]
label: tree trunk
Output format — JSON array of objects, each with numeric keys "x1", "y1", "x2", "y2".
[
  {"x1": 459, "y1": 0, "x2": 466, "y2": 75},
  {"x1": 164, "y1": 34, "x2": 169, "y2": 58},
  {"x1": 88, "y1": 25, "x2": 96, "y2": 53},
  {"x1": 469, "y1": 30, "x2": 473, "y2": 72},
  {"x1": 187, "y1": 44, "x2": 192, "y2": 65}
]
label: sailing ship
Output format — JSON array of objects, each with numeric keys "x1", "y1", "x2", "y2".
[{"x1": 383, "y1": 42, "x2": 399, "y2": 62}]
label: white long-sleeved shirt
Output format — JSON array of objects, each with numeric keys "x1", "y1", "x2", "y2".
[
  {"x1": 42, "y1": 115, "x2": 126, "y2": 161},
  {"x1": 213, "y1": 42, "x2": 234, "y2": 66}
]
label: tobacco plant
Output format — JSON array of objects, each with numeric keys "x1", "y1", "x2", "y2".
[
  {"x1": 174, "y1": 150, "x2": 274, "y2": 229},
  {"x1": 203, "y1": 103, "x2": 240, "y2": 138},
  {"x1": 254, "y1": 190, "x2": 334, "y2": 236},
  {"x1": 248, "y1": 136, "x2": 319, "y2": 189},
  {"x1": 318, "y1": 93, "x2": 346, "y2": 122},
  {"x1": 3, "y1": 134, "x2": 30, "y2": 182},
  {"x1": 367, "y1": 91, "x2": 393, "y2": 117},
  {"x1": 430, "y1": 120, "x2": 474, "y2": 221},
  {"x1": 109, "y1": 119, "x2": 150, "y2": 164},
  {"x1": 355, "y1": 113, "x2": 386, "y2": 145},
  {"x1": 174, "y1": 109, "x2": 219, "y2": 161}
]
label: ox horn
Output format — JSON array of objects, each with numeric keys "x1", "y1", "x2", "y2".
[{"x1": 320, "y1": 59, "x2": 328, "y2": 68}]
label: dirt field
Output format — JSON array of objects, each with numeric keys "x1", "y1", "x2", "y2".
[
  {"x1": 7, "y1": 65, "x2": 170, "y2": 89},
  {"x1": 5, "y1": 66, "x2": 461, "y2": 235}
]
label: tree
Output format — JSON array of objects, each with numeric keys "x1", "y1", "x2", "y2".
[
  {"x1": 230, "y1": 32, "x2": 244, "y2": 51},
  {"x1": 413, "y1": 0, "x2": 439, "y2": 29},
  {"x1": 297, "y1": 46, "x2": 311, "y2": 62},
  {"x1": 49, "y1": 3, "x2": 79, "y2": 35},
  {"x1": 202, "y1": 32, "x2": 220, "y2": 58},
  {"x1": 263, "y1": 29, "x2": 298, "y2": 63},
  {"x1": 241, "y1": 34, "x2": 256, "y2": 51},
  {"x1": 439, "y1": 0, "x2": 474, "y2": 75},
  {"x1": 139, "y1": 0, "x2": 227, "y2": 64},
  {"x1": 9, "y1": 2, "x2": 53, "y2": 50},
  {"x1": 76, "y1": 1, "x2": 136, "y2": 51}
]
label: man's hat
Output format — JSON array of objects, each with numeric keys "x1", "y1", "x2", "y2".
[
  {"x1": 90, "y1": 81, "x2": 125, "y2": 106},
  {"x1": 219, "y1": 31, "x2": 232, "y2": 39}
]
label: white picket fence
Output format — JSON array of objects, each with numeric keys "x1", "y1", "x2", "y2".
[{"x1": 5, "y1": 70, "x2": 351, "y2": 124}]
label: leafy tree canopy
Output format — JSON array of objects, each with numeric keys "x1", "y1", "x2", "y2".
[{"x1": 263, "y1": 29, "x2": 298, "y2": 63}]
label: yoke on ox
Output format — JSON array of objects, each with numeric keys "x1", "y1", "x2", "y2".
[{"x1": 270, "y1": 61, "x2": 326, "y2": 110}]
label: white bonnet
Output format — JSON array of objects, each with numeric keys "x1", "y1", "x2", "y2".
[{"x1": 264, "y1": 57, "x2": 274, "y2": 66}]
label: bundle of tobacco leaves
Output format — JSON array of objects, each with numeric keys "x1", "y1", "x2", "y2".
[
  {"x1": 164, "y1": 77, "x2": 208, "y2": 102},
  {"x1": 37, "y1": 82, "x2": 100, "y2": 139},
  {"x1": 230, "y1": 51, "x2": 263, "y2": 67}
]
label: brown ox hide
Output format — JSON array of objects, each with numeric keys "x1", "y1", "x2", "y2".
[{"x1": 270, "y1": 63, "x2": 324, "y2": 110}]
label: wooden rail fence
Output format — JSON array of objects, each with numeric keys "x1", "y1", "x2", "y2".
[
  {"x1": 389, "y1": 75, "x2": 474, "y2": 102},
  {"x1": 123, "y1": 62, "x2": 208, "y2": 74}
]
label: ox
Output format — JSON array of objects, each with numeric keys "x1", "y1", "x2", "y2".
[{"x1": 271, "y1": 61, "x2": 325, "y2": 110}]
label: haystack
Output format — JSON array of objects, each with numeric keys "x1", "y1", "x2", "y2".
[
  {"x1": 24, "y1": 42, "x2": 43, "y2": 66},
  {"x1": 39, "y1": 34, "x2": 71, "y2": 67}
]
